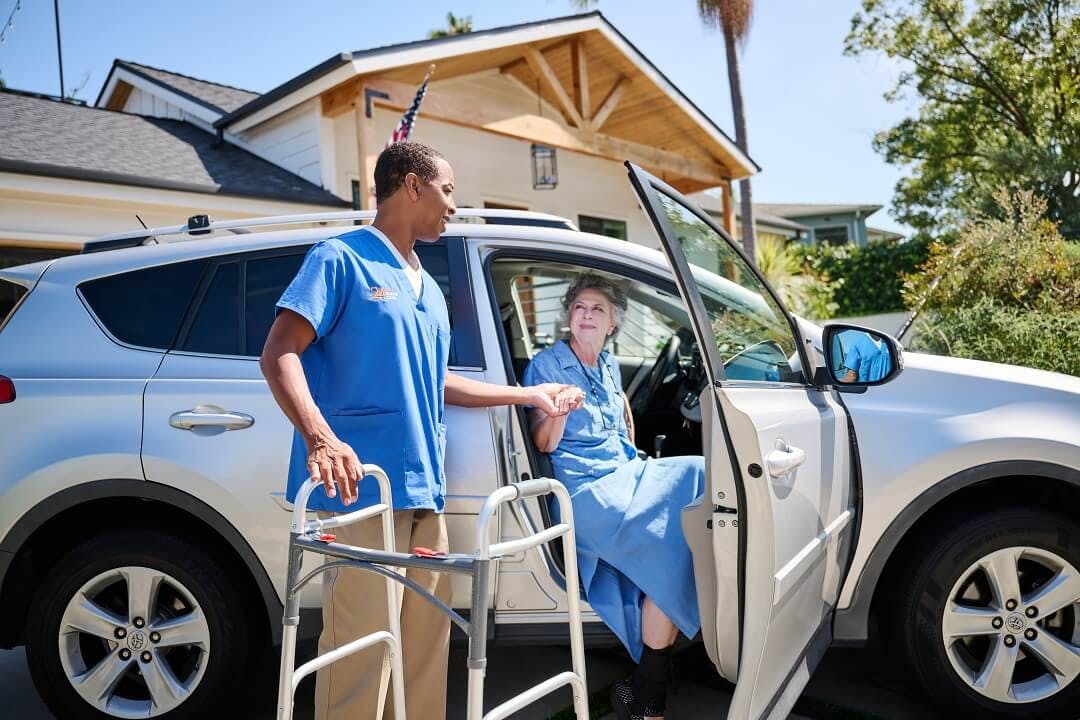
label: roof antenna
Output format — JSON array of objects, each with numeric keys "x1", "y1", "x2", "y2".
[{"x1": 135, "y1": 214, "x2": 148, "y2": 229}]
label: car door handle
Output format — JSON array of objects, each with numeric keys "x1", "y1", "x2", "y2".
[
  {"x1": 169, "y1": 405, "x2": 254, "y2": 431},
  {"x1": 766, "y1": 439, "x2": 806, "y2": 478}
]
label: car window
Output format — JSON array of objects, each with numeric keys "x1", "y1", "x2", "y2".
[
  {"x1": 80, "y1": 259, "x2": 209, "y2": 350},
  {"x1": 416, "y1": 243, "x2": 463, "y2": 366},
  {"x1": 183, "y1": 262, "x2": 242, "y2": 356},
  {"x1": 654, "y1": 193, "x2": 801, "y2": 383},
  {"x1": 245, "y1": 253, "x2": 306, "y2": 356}
]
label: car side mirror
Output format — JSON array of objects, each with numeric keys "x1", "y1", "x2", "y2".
[{"x1": 821, "y1": 323, "x2": 904, "y2": 391}]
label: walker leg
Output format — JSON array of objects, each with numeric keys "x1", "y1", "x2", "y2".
[
  {"x1": 382, "y1": 505, "x2": 406, "y2": 720},
  {"x1": 465, "y1": 558, "x2": 491, "y2": 720},
  {"x1": 276, "y1": 544, "x2": 304, "y2": 720}
]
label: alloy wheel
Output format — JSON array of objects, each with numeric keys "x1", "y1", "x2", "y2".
[
  {"x1": 941, "y1": 546, "x2": 1080, "y2": 704},
  {"x1": 57, "y1": 566, "x2": 211, "y2": 718}
]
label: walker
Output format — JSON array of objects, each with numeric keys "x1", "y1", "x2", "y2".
[{"x1": 275, "y1": 465, "x2": 589, "y2": 720}]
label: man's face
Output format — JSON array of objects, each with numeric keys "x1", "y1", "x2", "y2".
[{"x1": 412, "y1": 157, "x2": 456, "y2": 243}]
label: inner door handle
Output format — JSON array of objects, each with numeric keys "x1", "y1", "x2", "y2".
[
  {"x1": 766, "y1": 439, "x2": 806, "y2": 478},
  {"x1": 169, "y1": 405, "x2": 254, "y2": 431}
]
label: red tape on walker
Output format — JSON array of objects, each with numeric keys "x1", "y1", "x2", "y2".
[
  {"x1": 317, "y1": 533, "x2": 337, "y2": 543},
  {"x1": 412, "y1": 546, "x2": 447, "y2": 558}
]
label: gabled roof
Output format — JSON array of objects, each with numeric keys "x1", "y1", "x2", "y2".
[
  {"x1": 0, "y1": 89, "x2": 346, "y2": 207},
  {"x1": 213, "y1": 11, "x2": 758, "y2": 180},
  {"x1": 95, "y1": 60, "x2": 260, "y2": 115},
  {"x1": 755, "y1": 202, "x2": 883, "y2": 219}
]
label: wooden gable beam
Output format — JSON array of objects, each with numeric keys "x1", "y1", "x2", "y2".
[
  {"x1": 322, "y1": 77, "x2": 363, "y2": 118},
  {"x1": 105, "y1": 81, "x2": 134, "y2": 111},
  {"x1": 571, "y1": 39, "x2": 590, "y2": 121},
  {"x1": 362, "y1": 77, "x2": 727, "y2": 188},
  {"x1": 522, "y1": 44, "x2": 584, "y2": 128},
  {"x1": 589, "y1": 77, "x2": 627, "y2": 132}
]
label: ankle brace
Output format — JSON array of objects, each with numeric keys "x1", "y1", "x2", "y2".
[{"x1": 632, "y1": 645, "x2": 671, "y2": 713}]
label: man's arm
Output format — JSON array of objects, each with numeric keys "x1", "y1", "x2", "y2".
[
  {"x1": 444, "y1": 372, "x2": 565, "y2": 415},
  {"x1": 260, "y1": 309, "x2": 362, "y2": 504}
]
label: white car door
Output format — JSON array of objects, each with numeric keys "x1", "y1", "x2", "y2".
[{"x1": 626, "y1": 163, "x2": 856, "y2": 719}]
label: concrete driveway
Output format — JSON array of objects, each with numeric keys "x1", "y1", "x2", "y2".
[{"x1": 1, "y1": 640, "x2": 946, "y2": 720}]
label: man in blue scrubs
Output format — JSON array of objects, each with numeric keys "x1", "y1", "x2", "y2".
[
  {"x1": 841, "y1": 330, "x2": 892, "y2": 383},
  {"x1": 260, "y1": 142, "x2": 568, "y2": 720}
]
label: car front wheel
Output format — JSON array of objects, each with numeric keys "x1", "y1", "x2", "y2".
[
  {"x1": 895, "y1": 509, "x2": 1080, "y2": 719},
  {"x1": 26, "y1": 530, "x2": 249, "y2": 719}
]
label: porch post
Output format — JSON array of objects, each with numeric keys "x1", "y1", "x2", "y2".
[
  {"x1": 721, "y1": 180, "x2": 736, "y2": 237},
  {"x1": 354, "y1": 85, "x2": 375, "y2": 210}
]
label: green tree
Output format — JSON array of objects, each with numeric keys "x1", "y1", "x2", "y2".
[
  {"x1": 428, "y1": 12, "x2": 473, "y2": 39},
  {"x1": 698, "y1": 0, "x2": 759, "y2": 265},
  {"x1": 846, "y1": 0, "x2": 1080, "y2": 239}
]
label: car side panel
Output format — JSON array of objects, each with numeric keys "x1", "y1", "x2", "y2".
[{"x1": 837, "y1": 352, "x2": 1080, "y2": 617}]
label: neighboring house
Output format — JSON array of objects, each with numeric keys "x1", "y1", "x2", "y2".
[
  {"x1": 755, "y1": 203, "x2": 901, "y2": 246},
  {"x1": 692, "y1": 194, "x2": 905, "y2": 248},
  {"x1": 0, "y1": 11, "x2": 758, "y2": 272}
]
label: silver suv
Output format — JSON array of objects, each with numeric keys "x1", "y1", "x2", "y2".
[{"x1": 2, "y1": 167, "x2": 1078, "y2": 720}]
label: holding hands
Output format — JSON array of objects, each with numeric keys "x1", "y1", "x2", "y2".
[{"x1": 529, "y1": 383, "x2": 586, "y2": 417}]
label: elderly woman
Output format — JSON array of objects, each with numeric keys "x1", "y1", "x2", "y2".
[{"x1": 523, "y1": 273, "x2": 705, "y2": 720}]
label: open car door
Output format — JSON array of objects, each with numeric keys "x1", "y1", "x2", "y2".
[{"x1": 626, "y1": 163, "x2": 857, "y2": 719}]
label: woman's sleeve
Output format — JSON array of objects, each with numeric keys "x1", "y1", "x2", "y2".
[{"x1": 523, "y1": 350, "x2": 555, "y2": 387}]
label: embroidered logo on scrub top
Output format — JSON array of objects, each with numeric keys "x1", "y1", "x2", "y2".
[{"x1": 369, "y1": 287, "x2": 399, "y2": 301}]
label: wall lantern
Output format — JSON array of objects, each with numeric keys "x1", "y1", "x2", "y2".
[{"x1": 531, "y1": 144, "x2": 558, "y2": 190}]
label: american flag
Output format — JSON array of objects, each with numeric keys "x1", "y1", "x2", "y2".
[{"x1": 386, "y1": 66, "x2": 434, "y2": 146}]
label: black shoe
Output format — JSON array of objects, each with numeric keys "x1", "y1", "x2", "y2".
[
  {"x1": 610, "y1": 677, "x2": 665, "y2": 719},
  {"x1": 610, "y1": 678, "x2": 645, "y2": 720}
]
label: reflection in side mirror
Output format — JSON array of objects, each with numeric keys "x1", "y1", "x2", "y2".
[{"x1": 823, "y1": 324, "x2": 903, "y2": 388}]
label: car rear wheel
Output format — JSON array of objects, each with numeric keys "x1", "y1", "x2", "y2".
[
  {"x1": 895, "y1": 509, "x2": 1080, "y2": 718},
  {"x1": 26, "y1": 530, "x2": 248, "y2": 719}
]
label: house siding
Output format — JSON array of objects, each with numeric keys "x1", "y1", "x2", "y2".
[{"x1": 236, "y1": 98, "x2": 322, "y2": 188}]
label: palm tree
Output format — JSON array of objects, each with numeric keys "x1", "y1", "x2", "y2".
[
  {"x1": 697, "y1": 0, "x2": 757, "y2": 265},
  {"x1": 428, "y1": 12, "x2": 473, "y2": 39}
]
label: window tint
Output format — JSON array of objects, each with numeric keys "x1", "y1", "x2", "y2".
[
  {"x1": 245, "y1": 254, "x2": 305, "y2": 356},
  {"x1": 81, "y1": 260, "x2": 208, "y2": 350},
  {"x1": 0, "y1": 280, "x2": 27, "y2": 329},
  {"x1": 416, "y1": 243, "x2": 461, "y2": 365},
  {"x1": 183, "y1": 262, "x2": 241, "y2": 355}
]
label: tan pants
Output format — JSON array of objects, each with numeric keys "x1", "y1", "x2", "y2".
[{"x1": 314, "y1": 509, "x2": 451, "y2": 720}]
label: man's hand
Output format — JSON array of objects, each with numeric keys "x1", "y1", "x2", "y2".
[
  {"x1": 307, "y1": 434, "x2": 364, "y2": 505},
  {"x1": 530, "y1": 383, "x2": 582, "y2": 416}
]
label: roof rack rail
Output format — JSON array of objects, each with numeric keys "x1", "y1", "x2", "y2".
[{"x1": 81, "y1": 209, "x2": 578, "y2": 254}]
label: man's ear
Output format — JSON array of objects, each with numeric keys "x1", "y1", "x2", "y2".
[{"x1": 404, "y1": 172, "x2": 421, "y2": 201}]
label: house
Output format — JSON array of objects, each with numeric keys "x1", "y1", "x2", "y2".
[
  {"x1": 0, "y1": 11, "x2": 758, "y2": 273},
  {"x1": 691, "y1": 193, "x2": 904, "y2": 248},
  {"x1": 754, "y1": 203, "x2": 901, "y2": 246}
]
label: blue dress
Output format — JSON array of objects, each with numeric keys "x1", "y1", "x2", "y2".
[{"x1": 523, "y1": 340, "x2": 704, "y2": 661}]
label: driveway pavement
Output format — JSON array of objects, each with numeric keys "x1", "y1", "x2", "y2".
[{"x1": 0, "y1": 641, "x2": 945, "y2": 719}]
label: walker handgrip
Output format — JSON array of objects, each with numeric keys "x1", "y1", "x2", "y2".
[
  {"x1": 510, "y1": 478, "x2": 555, "y2": 500},
  {"x1": 289, "y1": 464, "x2": 392, "y2": 533}
]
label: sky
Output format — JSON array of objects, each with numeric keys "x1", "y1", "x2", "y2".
[{"x1": 0, "y1": 0, "x2": 914, "y2": 235}]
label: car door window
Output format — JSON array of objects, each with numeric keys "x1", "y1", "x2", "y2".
[
  {"x1": 245, "y1": 253, "x2": 306, "y2": 356},
  {"x1": 654, "y1": 193, "x2": 802, "y2": 383},
  {"x1": 183, "y1": 262, "x2": 242, "y2": 356}
]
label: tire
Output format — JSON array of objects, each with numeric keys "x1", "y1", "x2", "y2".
[
  {"x1": 25, "y1": 530, "x2": 250, "y2": 720},
  {"x1": 892, "y1": 508, "x2": 1080, "y2": 719}
]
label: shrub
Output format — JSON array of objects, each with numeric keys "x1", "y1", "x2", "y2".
[
  {"x1": 905, "y1": 188, "x2": 1080, "y2": 375},
  {"x1": 792, "y1": 236, "x2": 931, "y2": 317},
  {"x1": 755, "y1": 236, "x2": 840, "y2": 320}
]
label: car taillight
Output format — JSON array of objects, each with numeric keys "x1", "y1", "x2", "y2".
[{"x1": 0, "y1": 375, "x2": 14, "y2": 403}]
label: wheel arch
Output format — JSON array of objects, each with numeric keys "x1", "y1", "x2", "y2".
[
  {"x1": 0, "y1": 478, "x2": 282, "y2": 649},
  {"x1": 833, "y1": 460, "x2": 1080, "y2": 645}
]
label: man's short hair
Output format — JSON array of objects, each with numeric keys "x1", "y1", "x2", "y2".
[{"x1": 373, "y1": 142, "x2": 445, "y2": 204}]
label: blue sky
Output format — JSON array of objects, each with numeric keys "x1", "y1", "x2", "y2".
[{"x1": 0, "y1": 0, "x2": 912, "y2": 234}]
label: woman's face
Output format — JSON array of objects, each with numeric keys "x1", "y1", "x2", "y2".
[{"x1": 568, "y1": 288, "x2": 616, "y2": 348}]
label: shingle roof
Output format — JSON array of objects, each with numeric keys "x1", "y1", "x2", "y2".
[
  {"x1": 754, "y1": 202, "x2": 883, "y2": 219},
  {"x1": 0, "y1": 89, "x2": 347, "y2": 207},
  {"x1": 110, "y1": 60, "x2": 260, "y2": 115}
]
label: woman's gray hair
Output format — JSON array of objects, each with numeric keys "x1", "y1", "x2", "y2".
[{"x1": 558, "y1": 272, "x2": 629, "y2": 344}]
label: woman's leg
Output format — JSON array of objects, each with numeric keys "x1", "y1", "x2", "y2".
[
  {"x1": 612, "y1": 597, "x2": 676, "y2": 719},
  {"x1": 641, "y1": 596, "x2": 678, "y2": 650}
]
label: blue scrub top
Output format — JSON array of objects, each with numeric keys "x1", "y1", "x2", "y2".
[
  {"x1": 522, "y1": 340, "x2": 637, "y2": 486},
  {"x1": 276, "y1": 227, "x2": 451, "y2": 513},
  {"x1": 843, "y1": 332, "x2": 891, "y2": 383}
]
